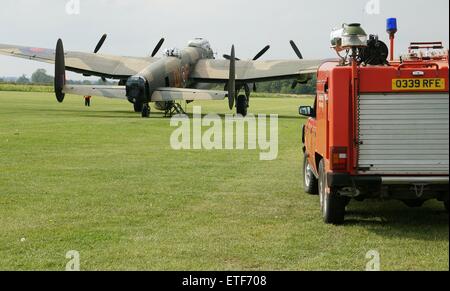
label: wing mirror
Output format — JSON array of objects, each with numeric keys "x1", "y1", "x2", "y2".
[{"x1": 299, "y1": 106, "x2": 314, "y2": 117}]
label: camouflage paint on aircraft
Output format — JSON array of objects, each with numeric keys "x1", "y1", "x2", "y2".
[{"x1": 0, "y1": 37, "x2": 325, "y2": 117}]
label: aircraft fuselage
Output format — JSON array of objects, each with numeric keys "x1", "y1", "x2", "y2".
[{"x1": 125, "y1": 40, "x2": 214, "y2": 110}]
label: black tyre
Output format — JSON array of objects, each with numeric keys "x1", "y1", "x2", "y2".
[
  {"x1": 318, "y1": 160, "x2": 346, "y2": 225},
  {"x1": 141, "y1": 104, "x2": 150, "y2": 118},
  {"x1": 236, "y1": 95, "x2": 248, "y2": 117},
  {"x1": 402, "y1": 199, "x2": 425, "y2": 208},
  {"x1": 444, "y1": 200, "x2": 449, "y2": 212},
  {"x1": 134, "y1": 102, "x2": 143, "y2": 113},
  {"x1": 303, "y1": 155, "x2": 318, "y2": 195}
]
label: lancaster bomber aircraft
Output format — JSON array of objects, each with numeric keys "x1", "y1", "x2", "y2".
[{"x1": 0, "y1": 36, "x2": 322, "y2": 117}]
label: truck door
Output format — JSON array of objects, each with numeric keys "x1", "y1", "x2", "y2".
[
  {"x1": 316, "y1": 92, "x2": 328, "y2": 162},
  {"x1": 306, "y1": 96, "x2": 318, "y2": 169}
]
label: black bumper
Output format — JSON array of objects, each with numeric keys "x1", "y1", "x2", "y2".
[
  {"x1": 327, "y1": 173, "x2": 382, "y2": 188},
  {"x1": 327, "y1": 173, "x2": 450, "y2": 188}
]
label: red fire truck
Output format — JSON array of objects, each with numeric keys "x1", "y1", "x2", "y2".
[{"x1": 300, "y1": 20, "x2": 449, "y2": 224}]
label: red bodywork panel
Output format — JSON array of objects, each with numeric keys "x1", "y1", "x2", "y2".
[{"x1": 305, "y1": 56, "x2": 449, "y2": 176}]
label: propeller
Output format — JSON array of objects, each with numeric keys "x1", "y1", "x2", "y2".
[
  {"x1": 223, "y1": 45, "x2": 270, "y2": 95},
  {"x1": 228, "y1": 45, "x2": 236, "y2": 110},
  {"x1": 252, "y1": 45, "x2": 270, "y2": 61},
  {"x1": 151, "y1": 38, "x2": 165, "y2": 57},
  {"x1": 54, "y1": 39, "x2": 66, "y2": 103},
  {"x1": 290, "y1": 40, "x2": 306, "y2": 90},
  {"x1": 290, "y1": 40, "x2": 303, "y2": 59},
  {"x1": 94, "y1": 34, "x2": 108, "y2": 54},
  {"x1": 223, "y1": 45, "x2": 270, "y2": 61},
  {"x1": 223, "y1": 55, "x2": 240, "y2": 61}
]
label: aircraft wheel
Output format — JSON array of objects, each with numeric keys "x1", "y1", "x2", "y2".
[
  {"x1": 403, "y1": 199, "x2": 425, "y2": 208},
  {"x1": 142, "y1": 104, "x2": 150, "y2": 118},
  {"x1": 134, "y1": 102, "x2": 143, "y2": 113},
  {"x1": 318, "y1": 160, "x2": 346, "y2": 225},
  {"x1": 236, "y1": 95, "x2": 248, "y2": 117},
  {"x1": 303, "y1": 154, "x2": 318, "y2": 195}
]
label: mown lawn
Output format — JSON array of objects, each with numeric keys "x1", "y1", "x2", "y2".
[{"x1": 0, "y1": 91, "x2": 448, "y2": 271}]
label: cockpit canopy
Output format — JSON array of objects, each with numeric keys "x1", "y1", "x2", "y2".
[{"x1": 188, "y1": 38, "x2": 212, "y2": 52}]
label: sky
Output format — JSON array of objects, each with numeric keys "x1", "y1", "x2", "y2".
[{"x1": 0, "y1": 0, "x2": 449, "y2": 80}]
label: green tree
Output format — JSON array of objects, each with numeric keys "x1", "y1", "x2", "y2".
[
  {"x1": 16, "y1": 74, "x2": 30, "y2": 84},
  {"x1": 31, "y1": 69, "x2": 53, "y2": 84}
]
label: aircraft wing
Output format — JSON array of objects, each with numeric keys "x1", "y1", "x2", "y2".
[
  {"x1": 151, "y1": 88, "x2": 227, "y2": 101},
  {"x1": 63, "y1": 85, "x2": 227, "y2": 101},
  {"x1": 190, "y1": 59, "x2": 326, "y2": 83},
  {"x1": 0, "y1": 43, "x2": 156, "y2": 79},
  {"x1": 63, "y1": 85, "x2": 127, "y2": 100}
]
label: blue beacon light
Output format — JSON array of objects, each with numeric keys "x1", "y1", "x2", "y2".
[
  {"x1": 386, "y1": 18, "x2": 398, "y2": 61},
  {"x1": 387, "y1": 18, "x2": 398, "y2": 35}
]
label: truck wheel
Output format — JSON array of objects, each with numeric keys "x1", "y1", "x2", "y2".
[
  {"x1": 303, "y1": 155, "x2": 318, "y2": 195},
  {"x1": 403, "y1": 200, "x2": 425, "y2": 208},
  {"x1": 236, "y1": 95, "x2": 248, "y2": 117},
  {"x1": 318, "y1": 160, "x2": 346, "y2": 225}
]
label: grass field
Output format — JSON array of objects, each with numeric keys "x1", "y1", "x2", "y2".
[{"x1": 0, "y1": 91, "x2": 448, "y2": 271}]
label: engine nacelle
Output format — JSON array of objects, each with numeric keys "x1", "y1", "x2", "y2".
[{"x1": 126, "y1": 76, "x2": 149, "y2": 104}]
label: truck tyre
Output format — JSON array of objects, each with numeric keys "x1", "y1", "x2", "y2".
[
  {"x1": 318, "y1": 160, "x2": 346, "y2": 225},
  {"x1": 403, "y1": 199, "x2": 425, "y2": 208},
  {"x1": 236, "y1": 95, "x2": 248, "y2": 117},
  {"x1": 303, "y1": 155, "x2": 318, "y2": 195}
]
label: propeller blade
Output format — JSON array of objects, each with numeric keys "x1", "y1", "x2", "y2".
[
  {"x1": 94, "y1": 34, "x2": 107, "y2": 54},
  {"x1": 253, "y1": 45, "x2": 270, "y2": 61},
  {"x1": 244, "y1": 83, "x2": 251, "y2": 98},
  {"x1": 54, "y1": 39, "x2": 66, "y2": 103},
  {"x1": 228, "y1": 45, "x2": 236, "y2": 110},
  {"x1": 290, "y1": 40, "x2": 303, "y2": 59},
  {"x1": 223, "y1": 54, "x2": 240, "y2": 61},
  {"x1": 151, "y1": 38, "x2": 165, "y2": 57}
]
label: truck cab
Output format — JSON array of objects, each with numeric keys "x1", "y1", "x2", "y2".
[{"x1": 300, "y1": 24, "x2": 449, "y2": 225}]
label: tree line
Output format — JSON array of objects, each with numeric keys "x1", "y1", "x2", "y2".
[
  {"x1": 0, "y1": 69, "x2": 115, "y2": 85},
  {"x1": 1, "y1": 69, "x2": 317, "y2": 94}
]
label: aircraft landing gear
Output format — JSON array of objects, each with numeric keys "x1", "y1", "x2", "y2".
[
  {"x1": 164, "y1": 102, "x2": 186, "y2": 117},
  {"x1": 142, "y1": 104, "x2": 151, "y2": 118},
  {"x1": 134, "y1": 102, "x2": 143, "y2": 113},
  {"x1": 236, "y1": 95, "x2": 248, "y2": 117}
]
